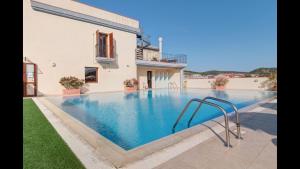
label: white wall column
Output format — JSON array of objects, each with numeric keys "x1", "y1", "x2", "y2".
[
  {"x1": 158, "y1": 37, "x2": 163, "y2": 60},
  {"x1": 180, "y1": 68, "x2": 184, "y2": 89}
]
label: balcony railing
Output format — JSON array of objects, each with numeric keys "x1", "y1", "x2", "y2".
[
  {"x1": 161, "y1": 53, "x2": 187, "y2": 64},
  {"x1": 136, "y1": 48, "x2": 187, "y2": 64}
]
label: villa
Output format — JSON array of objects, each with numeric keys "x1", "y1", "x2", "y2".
[
  {"x1": 23, "y1": 0, "x2": 186, "y2": 97},
  {"x1": 23, "y1": 1, "x2": 277, "y2": 169}
]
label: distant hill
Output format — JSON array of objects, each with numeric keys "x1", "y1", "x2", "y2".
[
  {"x1": 184, "y1": 70, "x2": 202, "y2": 75},
  {"x1": 249, "y1": 67, "x2": 277, "y2": 74},
  {"x1": 200, "y1": 70, "x2": 247, "y2": 76},
  {"x1": 184, "y1": 67, "x2": 277, "y2": 76}
]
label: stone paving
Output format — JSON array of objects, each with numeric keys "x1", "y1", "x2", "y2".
[{"x1": 154, "y1": 99, "x2": 277, "y2": 169}]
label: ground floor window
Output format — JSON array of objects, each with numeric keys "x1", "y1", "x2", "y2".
[
  {"x1": 85, "y1": 67, "x2": 98, "y2": 83},
  {"x1": 155, "y1": 71, "x2": 169, "y2": 88}
]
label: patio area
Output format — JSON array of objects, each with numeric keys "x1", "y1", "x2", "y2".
[{"x1": 154, "y1": 99, "x2": 277, "y2": 169}]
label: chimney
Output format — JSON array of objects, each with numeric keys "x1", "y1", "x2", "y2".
[{"x1": 158, "y1": 37, "x2": 163, "y2": 59}]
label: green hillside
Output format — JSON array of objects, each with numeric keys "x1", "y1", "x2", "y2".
[
  {"x1": 249, "y1": 67, "x2": 277, "y2": 74},
  {"x1": 185, "y1": 67, "x2": 277, "y2": 76}
]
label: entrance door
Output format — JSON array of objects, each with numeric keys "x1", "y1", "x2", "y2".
[
  {"x1": 23, "y1": 63, "x2": 37, "y2": 97},
  {"x1": 147, "y1": 71, "x2": 152, "y2": 89}
]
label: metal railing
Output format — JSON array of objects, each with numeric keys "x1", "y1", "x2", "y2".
[
  {"x1": 161, "y1": 53, "x2": 187, "y2": 64},
  {"x1": 168, "y1": 82, "x2": 179, "y2": 89},
  {"x1": 136, "y1": 49, "x2": 187, "y2": 64},
  {"x1": 172, "y1": 98, "x2": 231, "y2": 147},
  {"x1": 136, "y1": 48, "x2": 143, "y2": 60},
  {"x1": 187, "y1": 96, "x2": 241, "y2": 139}
]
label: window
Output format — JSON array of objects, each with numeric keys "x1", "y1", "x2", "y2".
[
  {"x1": 96, "y1": 30, "x2": 114, "y2": 58},
  {"x1": 99, "y1": 33, "x2": 107, "y2": 58},
  {"x1": 85, "y1": 67, "x2": 98, "y2": 83}
]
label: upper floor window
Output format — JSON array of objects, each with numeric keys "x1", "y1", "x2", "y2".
[
  {"x1": 96, "y1": 31, "x2": 114, "y2": 58},
  {"x1": 99, "y1": 33, "x2": 107, "y2": 58}
]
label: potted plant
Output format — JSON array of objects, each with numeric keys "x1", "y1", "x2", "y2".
[
  {"x1": 131, "y1": 78, "x2": 138, "y2": 89},
  {"x1": 151, "y1": 57, "x2": 158, "y2": 61},
  {"x1": 211, "y1": 75, "x2": 229, "y2": 90},
  {"x1": 124, "y1": 78, "x2": 138, "y2": 92},
  {"x1": 59, "y1": 76, "x2": 84, "y2": 95}
]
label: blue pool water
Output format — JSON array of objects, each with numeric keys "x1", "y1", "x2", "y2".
[{"x1": 47, "y1": 89, "x2": 276, "y2": 150}]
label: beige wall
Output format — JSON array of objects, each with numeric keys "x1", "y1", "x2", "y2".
[
  {"x1": 185, "y1": 77, "x2": 268, "y2": 90},
  {"x1": 169, "y1": 69, "x2": 181, "y2": 87},
  {"x1": 24, "y1": 0, "x2": 139, "y2": 95},
  {"x1": 142, "y1": 49, "x2": 160, "y2": 61},
  {"x1": 137, "y1": 67, "x2": 181, "y2": 89}
]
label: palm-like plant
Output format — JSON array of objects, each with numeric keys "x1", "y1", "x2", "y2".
[{"x1": 211, "y1": 75, "x2": 229, "y2": 88}]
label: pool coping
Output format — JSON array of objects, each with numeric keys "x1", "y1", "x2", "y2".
[{"x1": 36, "y1": 95, "x2": 276, "y2": 168}]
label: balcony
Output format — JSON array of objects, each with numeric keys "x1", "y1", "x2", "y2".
[{"x1": 136, "y1": 48, "x2": 187, "y2": 68}]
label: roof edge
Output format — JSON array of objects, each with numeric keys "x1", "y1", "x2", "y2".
[{"x1": 31, "y1": 0, "x2": 140, "y2": 34}]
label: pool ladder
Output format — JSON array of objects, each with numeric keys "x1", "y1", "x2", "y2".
[
  {"x1": 168, "y1": 82, "x2": 179, "y2": 89},
  {"x1": 172, "y1": 96, "x2": 241, "y2": 148}
]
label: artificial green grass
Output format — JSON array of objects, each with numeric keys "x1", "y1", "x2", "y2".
[{"x1": 23, "y1": 99, "x2": 85, "y2": 169}]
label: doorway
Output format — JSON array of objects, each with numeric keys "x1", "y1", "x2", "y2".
[
  {"x1": 23, "y1": 63, "x2": 37, "y2": 97},
  {"x1": 147, "y1": 71, "x2": 152, "y2": 89}
]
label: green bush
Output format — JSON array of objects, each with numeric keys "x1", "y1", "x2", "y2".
[
  {"x1": 123, "y1": 78, "x2": 138, "y2": 87},
  {"x1": 59, "y1": 76, "x2": 84, "y2": 89}
]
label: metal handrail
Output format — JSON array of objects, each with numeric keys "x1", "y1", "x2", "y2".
[
  {"x1": 136, "y1": 51, "x2": 187, "y2": 64},
  {"x1": 161, "y1": 53, "x2": 187, "y2": 64},
  {"x1": 173, "y1": 82, "x2": 179, "y2": 89},
  {"x1": 187, "y1": 96, "x2": 241, "y2": 139},
  {"x1": 168, "y1": 82, "x2": 179, "y2": 89},
  {"x1": 172, "y1": 98, "x2": 231, "y2": 147},
  {"x1": 168, "y1": 82, "x2": 172, "y2": 89},
  {"x1": 168, "y1": 82, "x2": 174, "y2": 89}
]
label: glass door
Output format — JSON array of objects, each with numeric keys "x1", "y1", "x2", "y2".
[{"x1": 23, "y1": 63, "x2": 37, "y2": 97}]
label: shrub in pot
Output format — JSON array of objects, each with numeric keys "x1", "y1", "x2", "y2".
[
  {"x1": 151, "y1": 57, "x2": 158, "y2": 61},
  {"x1": 211, "y1": 75, "x2": 229, "y2": 90},
  {"x1": 131, "y1": 78, "x2": 138, "y2": 88},
  {"x1": 124, "y1": 78, "x2": 138, "y2": 91},
  {"x1": 59, "y1": 76, "x2": 84, "y2": 95}
]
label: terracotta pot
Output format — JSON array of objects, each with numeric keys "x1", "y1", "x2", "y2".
[
  {"x1": 215, "y1": 86, "x2": 225, "y2": 90},
  {"x1": 124, "y1": 86, "x2": 137, "y2": 92},
  {"x1": 63, "y1": 89, "x2": 81, "y2": 96}
]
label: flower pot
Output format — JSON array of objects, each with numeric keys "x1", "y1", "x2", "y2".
[
  {"x1": 63, "y1": 89, "x2": 81, "y2": 96},
  {"x1": 215, "y1": 86, "x2": 225, "y2": 90},
  {"x1": 124, "y1": 86, "x2": 137, "y2": 92}
]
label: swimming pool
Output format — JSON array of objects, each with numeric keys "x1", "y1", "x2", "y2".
[{"x1": 47, "y1": 89, "x2": 276, "y2": 150}]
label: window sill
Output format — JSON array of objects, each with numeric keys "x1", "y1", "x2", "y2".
[
  {"x1": 96, "y1": 57, "x2": 115, "y2": 63},
  {"x1": 85, "y1": 82, "x2": 98, "y2": 84}
]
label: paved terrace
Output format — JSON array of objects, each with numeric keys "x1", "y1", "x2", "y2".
[{"x1": 155, "y1": 99, "x2": 277, "y2": 169}]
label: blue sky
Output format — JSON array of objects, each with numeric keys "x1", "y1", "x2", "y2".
[{"x1": 80, "y1": 0, "x2": 276, "y2": 72}]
